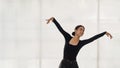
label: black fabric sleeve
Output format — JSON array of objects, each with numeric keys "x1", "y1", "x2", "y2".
[
  {"x1": 52, "y1": 18, "x2": 71, "y2": 41},
  {"x1": 83, "y1": 31, "x2": 106, "y2": 45}
]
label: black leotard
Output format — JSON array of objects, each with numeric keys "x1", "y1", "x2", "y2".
[{"x1": 52, "y1": 18, "x2": 106, "y2": 61}]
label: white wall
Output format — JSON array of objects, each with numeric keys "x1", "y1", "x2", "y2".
[
  {"x1": 41, "y1": 0, "x2": 120, "y2": 68},
  {"x1": 99, "y1": 0, "x2": 120, "y2": 68},
  {"x1": 0, "y1": 0, "x2": 41, "y2": 68},
  {"x1": 0, "y1": 0, "x2": 120, "y2": 68}
]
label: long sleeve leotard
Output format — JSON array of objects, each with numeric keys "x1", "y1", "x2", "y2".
[{"x1": 52, "y1": 18, "x2": 106, "y2": 61}]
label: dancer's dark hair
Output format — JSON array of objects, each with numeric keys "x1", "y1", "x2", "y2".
[{"x1": 72, "y1": 25, "x2": 85, "y2": 36}]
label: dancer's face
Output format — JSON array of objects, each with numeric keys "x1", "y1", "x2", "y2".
[{"x1": 75, "y1": 27, "x2": 84, "y2": 37}]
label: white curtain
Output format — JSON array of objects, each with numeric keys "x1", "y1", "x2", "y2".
[{"x1": 0, "y1": 0, "x2": 41, "y2": 68}]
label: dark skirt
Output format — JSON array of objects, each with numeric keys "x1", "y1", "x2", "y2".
[{"x1": 59, "y1": 59, "x2": 79, "y2": 68}]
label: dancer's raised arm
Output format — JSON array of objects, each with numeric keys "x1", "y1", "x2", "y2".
[
  {"x1": 83, "y1": 31, "x2": 112, "y2": 45},
  {"x1": 46, "y1": 17, "x2": 71, "y2": 41}
]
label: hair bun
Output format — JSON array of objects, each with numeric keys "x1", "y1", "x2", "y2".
[{"x1": 72, "y1": 32, "x2": 75, "y2": 36}]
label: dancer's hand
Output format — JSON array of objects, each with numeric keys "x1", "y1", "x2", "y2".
[
  {"x1": 106, "y1": 32, "x2": 112, "y2": 39},
  {"x1": 46, "y1": 17, "x2": 54, "y2": 24}
]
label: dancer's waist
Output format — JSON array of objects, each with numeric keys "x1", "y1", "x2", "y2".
[{"x1": 62, "y1": 58, "x2": 77, "y2": 63}]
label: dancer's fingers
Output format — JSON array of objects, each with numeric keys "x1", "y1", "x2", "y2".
[
  {"x1": 46, "y1": 18, "x2": 51, "y2": 24},
  {"x1": 46, "y1": 17, "x2": 54, "y2": 24},
  {"x1": 106, "y1": 32, "x2": 112, "y2": 39},
  {"x1": 107, "y1": 34, "x2": 112, "y2": 39},
  {"x1": 110, "y1": 34, "x2": 112, "y2": 39},
  {"x1": 46, "y1": 20, "x2": 50, "y2": 24},
  {"x1": 108, "y1": 33, "x2": 112, "y2": 39}
]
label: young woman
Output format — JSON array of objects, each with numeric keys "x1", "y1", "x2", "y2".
[{"x1": 46, "y1": 17, "x2": 112, "y2": 68}]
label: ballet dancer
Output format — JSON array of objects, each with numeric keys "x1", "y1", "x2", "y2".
[{"x1": 46, "y1": 17, "x2": 112, "y2": 68}]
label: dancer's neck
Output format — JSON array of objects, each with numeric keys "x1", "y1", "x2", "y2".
[{"x1": 73, "y1": 35, "x2": 80, "y2": 40}]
